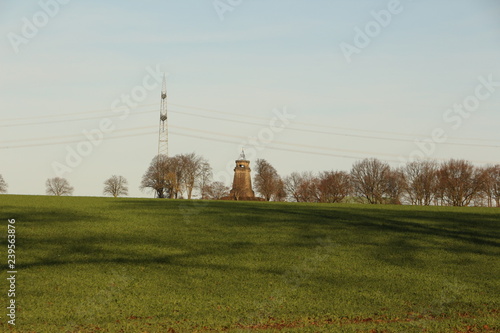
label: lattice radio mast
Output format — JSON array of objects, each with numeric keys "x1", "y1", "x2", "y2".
[{"x1": 158, "y1": 74, "x2": 168, "y2": 157}]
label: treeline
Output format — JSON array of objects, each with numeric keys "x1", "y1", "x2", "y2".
[
  {"x1": 253, "y1": 158, "x2": 500, "y2": 207},
  {"x1": 1, "y1": 155, "x2": 498, "y2": 207},
  {"x1": 140, "y1": 155, "x2": 500, "y2": 207}
]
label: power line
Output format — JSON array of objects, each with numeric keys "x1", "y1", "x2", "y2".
[
  {"x1": 0, "y1": 129, "x2": 380, "y2": 161},
  {"x1": 172, "y1": 110, "x2": 500, "y2": 149},
  {"x1": 0, "y1": 103, "x2": 158, "y2": 122},
  {"x1": 170, "y1": 103, "x2": 498, "y2": 144},
  {"x1": 0, "y1": 121, "x2": 488, "y2": 157},
  {"x1": 173, "y1": 125, "x2": 403, "y2": 159},
  {"x1": 0, "y1": 125, "x2": 155, "y2": 144},
  {"x1": 0, "y1": 123, "x2": 391, "y2": 158},
  {"x1": 2, "y1": 101, "x2": 498, "y2": 145},
  {"x1": 0, "y1": 123, "x2": 497, "y2": 165},
  {"x1": 0, "y1": 131, "x2": 155, "y2": 149},
  {"x1": 2, "y1": 113, "x2": 500, "y2": 152},
  {"x1": 0, "y1": 108, "x2": 158, "y2": 128},
  {"x1": 2, "y1": 103, "x2": 499, "y2": 149}
]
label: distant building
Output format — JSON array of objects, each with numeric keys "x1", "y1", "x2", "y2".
[{"x1": 222, "y1": 150, "x2": 263, "y2": 201}]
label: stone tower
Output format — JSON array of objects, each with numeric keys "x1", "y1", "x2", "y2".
[{"x1": 229, "y1": 150, "x2": 255, "y2": 200}]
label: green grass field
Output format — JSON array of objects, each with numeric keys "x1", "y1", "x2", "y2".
[{"x1": 0, "y1": 195, "x2": 499, "y2": 332}]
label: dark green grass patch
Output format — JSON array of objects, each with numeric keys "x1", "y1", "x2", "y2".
[{"x1": 0, "y1": 195, "x2": 499, "y2": 332}]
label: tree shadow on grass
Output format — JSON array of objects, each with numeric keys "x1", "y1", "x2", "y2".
[
  {"x1": 1, "y1": 204, "x2": 98, "y2": 225},
  {"x1": 14, "y1": 199, "x2": 500, "y2": 278},
  {"x1": 109, "y1": 199, "x2": 500, "y2": 247},
  {"x1": 20, "y1": 233, "x2": 287, "y2": 279},
  {"x1": 98, "y1": 200, "x2": 500, "y2": 278},
  {"x1": 8, "y1": 198, "x2": 498, "y2": 330},
  {"x1": 264, "y1": 204, "x2": 500, "y2": 271}
]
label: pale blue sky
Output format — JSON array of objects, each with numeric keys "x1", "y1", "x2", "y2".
[{"x1": 1, "y1": 0, "x2": 499, "y2": 197}]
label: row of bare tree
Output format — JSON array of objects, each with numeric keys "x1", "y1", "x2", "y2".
[
  {"x1": 2, "y1": 152, "x2": 213, "y2": 199},
  {"x1": 2, "y1": 155, "x2": 498, "y2": 206},
  {"x1": 0, "y1": 175, "x2": 129, "y2": 197},
  {"x1": 252, "y1": 158, "x2": 500, "y2": 207},
  {"x1": 44, "y1": 175, "x2": 129, "y2": 197},
  {"x1": 140, "y1": 153, "x2": 212, "y2": 199}
]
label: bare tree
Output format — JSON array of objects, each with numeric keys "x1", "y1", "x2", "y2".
[
  {"x1": 178, "y1": 153, "x2": 212, "y2": 199},
  {"x1": 198, "y1": 160, "x2": 213, "y2": 199},
  {"x1": 254, "y1": 159, "x2": 281, "y2": 201},
  {"x1": 401, "y1": 160, "x2": 438, "y2": 205},
  {"x1": 204, "y1": 181, "x2": 230, "y2": 200},
  {"x1": 46, "y1": 177, "x2": 74, "y2": 196},
  {"x1": 295, "y1": 172, "x2": 318, "y2": 202},
  {"x1": 141, "y1": 153, "x2": 212, "y2": 199},
  {"x1": 282, "y1": 171, "x2": 319, "y2": 202},
  {"x1": 437, "y1": 159, "x2": 486, "y2": 207},
  {"x1": 170, "y1": 156, "x2": 186, "y2": 198},
  {"x1": 492, "y1": 165, "x2": 500, "y2": 207},
  {"x1": 350, "y1": 158, "x2": 391, "y2": 204},
  {"x1": 317, "y1": 171, "x2": 351, "y2": 203},
  {"x1": 273, "y1": 178, "x2": 287, "y2": 202},
  {"x1": 0, "y1": 175, "x2": 8, "y2": 194},
  {"x1": 140, "y1": 155, "x2": 170, "y2": 198},
  {"x1": 385, "y1": 168, "x2": 405, "y2": 205},
  {"x1": 103, "y1": 175, "x2": 129, "y2": 198},
  {"x1": 304, "y1": 175, "x2": 320, "y2": 202},
  {"x1": 283, "y1": 172, "x2": 303, "y2": 202},
  {"x1": 483, "y1": 165, "x2": 500, "y2": 207}
]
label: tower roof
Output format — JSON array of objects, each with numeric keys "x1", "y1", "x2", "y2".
[{"x1": 238, "y1": 148, "x2": 246, "y2": 160}]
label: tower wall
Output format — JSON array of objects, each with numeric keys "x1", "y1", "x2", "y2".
[{"x1": 229, "y1": 159, "x2": 255, "y2": 199}]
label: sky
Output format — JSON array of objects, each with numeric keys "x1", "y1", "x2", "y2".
[{"x1": 1, "y1": 0, "x2": 499, "y2": 198}]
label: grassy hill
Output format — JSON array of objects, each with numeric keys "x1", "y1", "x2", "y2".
[{"x1": 1, "y1": 195, "x2": 499, "y2": 332}]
